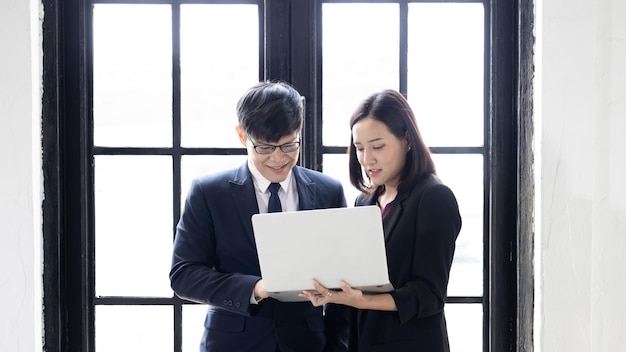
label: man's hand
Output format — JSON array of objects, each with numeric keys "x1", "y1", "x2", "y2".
[{"x1": 254, "y1": 279, "x2": 270, "y2": 302}]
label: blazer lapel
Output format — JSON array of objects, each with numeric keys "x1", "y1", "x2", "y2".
[
  {"x1": 229, "y1": 163, "x2": 259, "y2": 242},
  {"x1": 382, "y1": 191, "x2": 409, "y2": 241},
  {"x1": 358, "y1": 187, "x2": 405, "y2": 242},
  {"x1": 293, "y1": 166, "x2": 316, "y2": 210},
  {"x1": 383, "y1": 176, "x2": 434, "y2": 241}
]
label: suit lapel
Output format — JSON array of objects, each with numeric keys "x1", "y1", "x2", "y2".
[
  {"x1": 358, "y1": 187, "x2": 406, "y2": 242},
  {"x1": 383, "y1": 176, "x2": 434, "y2": 241},
  {"x1": 229, "y1": 163, "x2": 259, "y2": 242},
  {"x1": 293, "y1": 166, "x2": 316, "y2": 210},
  {"x1": 382, "y1": 191, "x2": 409, "y2": 241}
]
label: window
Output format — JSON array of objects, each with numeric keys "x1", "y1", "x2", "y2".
[
  {"x1": 321, "y1": 3, "x2": 485, "y2": 350},
  {"x1": 42, "y1": 0, "x2": 533, "y2": 351}
]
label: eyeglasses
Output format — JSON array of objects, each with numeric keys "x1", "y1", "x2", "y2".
[{"x1": 248, "y1": 136, "x2": 301, "y2": 155}]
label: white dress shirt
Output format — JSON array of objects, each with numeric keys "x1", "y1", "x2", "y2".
[
  {"x1": 247, "y1": 160, "x2": 299, "y2": 303},
  {"x1": 247, "y1": 160, "x2": 299, "y2": 213}
]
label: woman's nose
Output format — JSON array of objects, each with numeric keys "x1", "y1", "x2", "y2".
[{"x1": 362, "y1": 149, "x2": 375, "y2": 164}]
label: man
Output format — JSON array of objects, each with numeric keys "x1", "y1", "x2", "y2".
[{"x1": 170, "y1": 81, "x2": 348, "y2": 352}]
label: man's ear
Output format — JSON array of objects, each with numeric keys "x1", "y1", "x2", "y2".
[{"x1": 235, "y1": 126, "x2": 247, "y2": 146}]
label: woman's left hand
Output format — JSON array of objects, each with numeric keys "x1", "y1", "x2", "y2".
[{"x1": 299, "y1": 279, "x2": 365, "y2": 308}]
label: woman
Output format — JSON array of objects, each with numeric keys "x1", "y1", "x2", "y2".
[{"x1": 300, "y1": 89, "x2": 461, "y2": 352}]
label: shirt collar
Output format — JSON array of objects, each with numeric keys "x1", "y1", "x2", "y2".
[{"x1": 247, "y1": 159, "x2": 293, "y2": 193}]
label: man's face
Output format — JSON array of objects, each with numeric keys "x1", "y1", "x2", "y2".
[{"x1": 238, "y1": 128, "x2": 300, "y2": 183}]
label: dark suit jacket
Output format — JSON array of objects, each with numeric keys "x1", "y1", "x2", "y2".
[
  {"x1": 170, "y1": 163, "x2": 348, "y2": 352},
  {"x1": 349, "y1": 175, "x2": 461, "y2": 352}
]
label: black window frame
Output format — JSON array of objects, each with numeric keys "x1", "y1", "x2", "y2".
[{"x1": 42, "y1": 0, "x2": 534, "y2": 351}]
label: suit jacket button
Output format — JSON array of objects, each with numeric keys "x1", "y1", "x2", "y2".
[{"x1": 235, "y1": 301, "x2": 241, "y2": 308}]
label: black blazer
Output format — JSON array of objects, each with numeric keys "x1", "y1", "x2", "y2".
[
  {"x1": 349, "y1": 175, "x2": 461, "y2": 352},
  {"x1": 170, "y1": 163, "x2": 348, "y2": 352}
]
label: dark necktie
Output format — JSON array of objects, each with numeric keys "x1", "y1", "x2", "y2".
[{"x1": 268, "y1": 183, "x2": 282, "y2": 213}]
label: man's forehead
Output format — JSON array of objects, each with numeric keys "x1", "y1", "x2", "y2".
[{"x1": 249, "y1": 132, "x2": 300, "y2": 144}]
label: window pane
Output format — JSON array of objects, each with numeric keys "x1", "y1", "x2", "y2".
[
  {"x1": 93, "y1": 4, "x2": 172, "y2": 148},
  {"x1": 95, "y1": 156, "x2": 173, "y2": 297},
  {"x1": 180, "y1": 4, "x2": 259, "y2": 148},
  {"x1": 322, "y1": 153, "x2": 358, "y2": 207},
  {"x1": 322, "y1": 3, "x2": 399, "y2": 146},
  {"x1": 183, "y1": 305, "x2": 208, "y2": 352},
  {"x1": 446, "y1": 303, "x2": 483, "y2": 352},
  {"x1": 181, "y1": 155, "x2": 248, "y2": 208},
  {"x1": 433, "y1": 154, "x2": 483, "y2": 296},
  {"x1": 96, "y1": 305, "x2": 172, "y2": 352},
  {"x1": 407, "y1": 3, "x2": 484, "y2": 147}
]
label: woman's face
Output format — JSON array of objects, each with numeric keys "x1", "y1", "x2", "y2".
[{"x1": 352, "y1": 117, "x2": 409, "y2": 189}]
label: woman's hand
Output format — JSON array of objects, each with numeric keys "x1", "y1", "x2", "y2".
[
  {"x1": 299, "y1": 279, "x2": 366, "y2": 308},
  {"x1": 300, "y1": 279, "x2": 398, "y2": 311}
]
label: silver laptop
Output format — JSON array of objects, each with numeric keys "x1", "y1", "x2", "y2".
[{"x1": 251, "y1": 205, "x2": 394, "y2": 302}]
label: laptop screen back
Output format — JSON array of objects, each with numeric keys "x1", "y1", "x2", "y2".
[{"x1": 251, "y1": 205, "x2": 393, "y2": 301}]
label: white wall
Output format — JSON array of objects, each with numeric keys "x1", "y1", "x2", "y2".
[
  {"x1": 1, "y1": 0, "x2": 625, "y2": 351},
  {"x1": 537, "y1": 0, "x2": 626, "y2": 351},
  {"x1": 0, "y1": 0, "x2": 43, "y2": 351}
]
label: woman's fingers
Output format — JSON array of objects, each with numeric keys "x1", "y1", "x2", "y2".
[
  {"x1": 311, "y1": 279, "x2": 333, "y2": 297},
  {"x1": 299, "y1": 279, "x2": 334, "y2": 306},
  {"x1": 299, "y1": 289, "x2": 325, "y2": 306},
  {"x1": 299, "y1": 279, "x2": 359, "y2": 306}
]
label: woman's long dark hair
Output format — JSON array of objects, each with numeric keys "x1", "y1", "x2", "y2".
[{"x1": 348, "y1": 89, "x2": 436, "y2": 193}]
